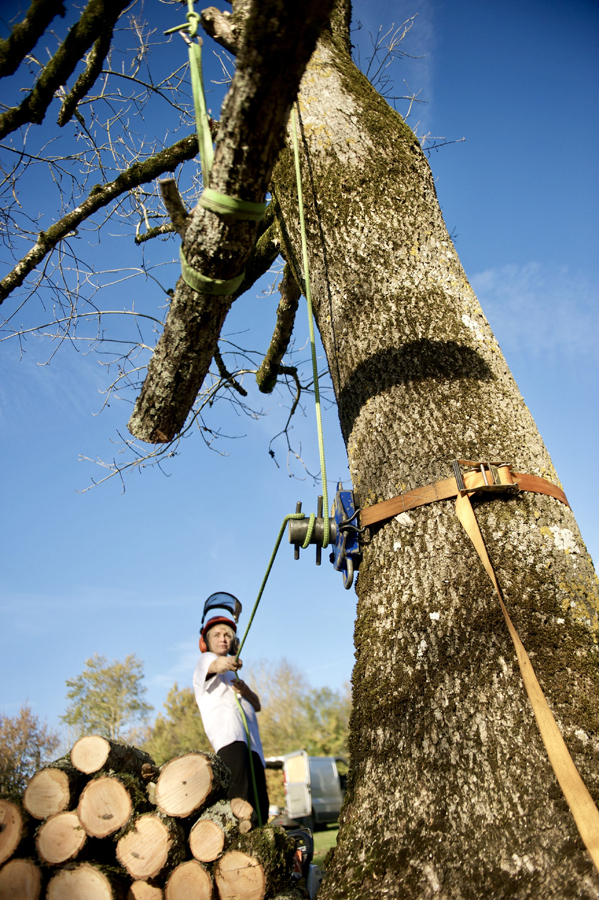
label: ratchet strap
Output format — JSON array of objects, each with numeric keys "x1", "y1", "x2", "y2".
[
  {"x1": 362, "y1": 461, "x2": 599, "y2": 873},
  {"x1": 361, "y1": 462, "x2": 568, "y2": 527}
]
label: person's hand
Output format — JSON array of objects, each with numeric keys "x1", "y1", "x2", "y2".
[
  {"x1": 208, "y1": 656, "x2": 242, "y2": 675},
  {"x1": 231, "y1": 679, "x2": 248, "y2": 696}
]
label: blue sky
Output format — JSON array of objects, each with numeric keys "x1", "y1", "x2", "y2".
[{"x1": 1, "y1": 0, "x2": 597, "y2": 737}]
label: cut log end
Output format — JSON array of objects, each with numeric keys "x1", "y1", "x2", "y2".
[
  {"x1": 116, "y1": 816, "x2": 171, "y2": 880},
  {"x1": 155, "y1": 754, "x2": 214, "y2": 818},
  {"x1": 230, "y1": 797, "x2": 253, "y2": 821},
  {"x1": 0, "y1": 858, "x2": 42, "y2": 900},
  {"x1": 238, "y1": 819, "x2": 253, "y2": 834},
  {"x1": 189, "y1": 818, "x2": 225, "y2": 862},
  {"x1": 215, "y1": 850, "x2": 266, "y2": 900},
  {"x1": 47, "y1": 862, "x2": 126, "y2": 900},
  {"x1": 23, "y1": 768, "x2": 71, "y2": 819},
  {"x1": 127, "y1": 881, "x2": 164, "y2": 900},
  {"x1": 165, "y1": 860, "x2": 212, "y2": 900},
  {"x1": 78, "y1": 777, "x2": 133, "y2": 838},
  {"x1": 36, "y1": 811, "x2": 87, "y2": 865},
  {"x1": 0, "y1": 799, "x2": 24, "y2": 865},
  {"x1": 71, "y1": 736, "x2": 112, "y2": 774}
]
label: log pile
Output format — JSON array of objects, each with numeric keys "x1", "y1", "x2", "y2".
[{"x1": 0, "y1": 736, "x2": 300, "y2": 900}]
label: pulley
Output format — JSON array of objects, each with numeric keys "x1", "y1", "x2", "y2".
[{"x1": 288, "y1": 484, "x2": 365, "y2": 590}]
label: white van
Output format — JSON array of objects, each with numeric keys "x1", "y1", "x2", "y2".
[{"x1": 265, "y1": 749, "x2": 347, "y2": 830}]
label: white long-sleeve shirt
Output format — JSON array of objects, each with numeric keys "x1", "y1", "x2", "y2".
[{"x1": 192, "y1": 652, "x2": 265, "y2": 765}]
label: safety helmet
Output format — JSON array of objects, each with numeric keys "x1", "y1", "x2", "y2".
[
  {"x1": 199, "y1": 616, "x2": 238, "y2": 654},
  {"x1": 199, "y1": 592, "x2": 242, "y2": 655}
]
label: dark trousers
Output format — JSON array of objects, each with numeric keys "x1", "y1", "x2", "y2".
[{"x1": 217, "y1": 740, "x2": 269, "y2": 825}]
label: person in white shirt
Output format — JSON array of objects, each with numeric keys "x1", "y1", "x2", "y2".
[{"x1": 193, "y1": 614, "x2": 269, "y2": 823}]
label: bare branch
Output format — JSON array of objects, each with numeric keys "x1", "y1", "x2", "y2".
[
  {"x1": 0, "y1": 134, "x2": 199, "y2": 305},
  {"x1": 0, "y1": 0, "x2": 66, "y2": 80},
  {"x1": 214, "y1": 345, "x2": 247, "y2": 396},
  {"x1": 57, "y1": 26, "x2": 115, "y2": 126},
  {"x1": 0, "y1": 0, "x2": 131, "y2": 140}
]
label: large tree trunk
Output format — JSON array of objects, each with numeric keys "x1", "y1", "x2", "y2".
[{"x1": 272, "y1": 8, "x2": 599, "y2": 898}]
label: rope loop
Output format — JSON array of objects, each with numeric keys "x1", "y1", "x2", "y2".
[
  {"x1": 301, "y1": 513, "x2": 316, "y2": 549},
  {"x1": 186, "y1": 10, "x2": 200, "y2": 38}
]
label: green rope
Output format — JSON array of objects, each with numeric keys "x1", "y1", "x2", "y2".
[
  {"x1": 188, "y1": 38, "x2": 214, "y2": 187},
  {"x1": 229, "y1": 511, "x2": 304, "y2": 826},
  {"x1": 233, "y1": 691, "x2": 263, "y2": 826},
  {"x1": 291, "y1": 105, "x2": 330, "y2": 547},
  {"x1": 236, "y1": 513, "x2": 304, "y2": 660}
]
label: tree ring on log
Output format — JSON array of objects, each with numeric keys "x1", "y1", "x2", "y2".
[
  {"x1": 78, "y1": 777, "x2": 133, "y2": 837},
  {"x1": 36, "y1": 810, "x2": 87, "y2": 865},
  {"x1": 189, "y1": 818, "x2": 225, "y2": 862},
  {"x1": 0, "y1": 798, "x2": 24, "y2": 864},
  {"x1": 47, "y1": 862, "x2": 125, "y2": 900},
  {"x1": 23, "y1": 768, "x2": 72, "y2": 819},
  {"x1": 155, "y1": 754, "x2": 213, "y2": 818},
  {"x1": 116, "y1": 815, "x2": 171, "y2": 880},
  {"x1": 71, "y1": 735, "x2": 112, "y2": 773},
  {"x1": 215, "y1": 850, "x2": 265, "y2": 900},
  {"x1": 0, "y1": 858, "x2": 42, "y2": 900},
  {"x1": 165, "y1": 860, "x2": 212, "y2": 900},
  {"x1": 127, "y1": 880, "x2": 164, "y2": 899}
]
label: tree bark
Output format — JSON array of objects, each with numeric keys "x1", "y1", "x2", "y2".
[
  {"x1": 22, "y1": 758, "x2": 88, "y2": 820},
  {"x1": 270, "y1": 11, "x2": 599, "y2": 899},
  {"x1": 0, "y1": 857, "x2": 43, "y2": 899},
  {"x1": 155, "y1": 752, "x2": 230, "y2": 819}
]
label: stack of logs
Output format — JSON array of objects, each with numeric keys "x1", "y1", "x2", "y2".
[{"x1": 0, "y1": 735, "x2": 302, "y2": 900}]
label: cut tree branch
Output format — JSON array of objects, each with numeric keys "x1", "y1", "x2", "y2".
[
  {"x1": 0, "y1": 134, "x2": 199, "y2": 305},
  {"x1": 0, "y1": 0, "x2": 66, "y2": 80},
  {"x1": 127, "y1": 0, "x2": 335, "y2": 443},
  {"x1": 0, "y1": 0, "x2": 130, "y2": 140},
  {"x1": 256, "y1": 262, "x2": 300, "y2": 393}
]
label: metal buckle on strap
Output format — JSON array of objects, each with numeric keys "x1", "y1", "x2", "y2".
[{"x1": 452, "y1": 459, "x2": 520, "y2": 497}]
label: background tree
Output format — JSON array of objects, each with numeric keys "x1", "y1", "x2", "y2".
[
  {"x1": 0, "y1": 704, "x2": 60, "y2": 794},
  {"x1": 246, "y1": 659, "x2": 351, "y2": 759},
  {"x1": 143, "y1": 682, "x2": 211, "y2": 764},
  {"x1": 61, "y1": 653, "x2": 153, "y2": 740}
]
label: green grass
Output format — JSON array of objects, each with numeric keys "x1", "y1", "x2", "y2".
[{"x1": 312, "y1": 825, "x2": 339, "y2": 869}]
